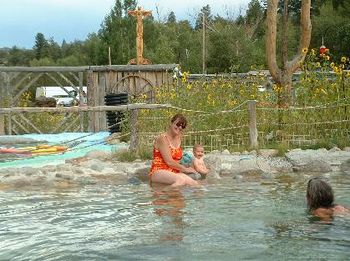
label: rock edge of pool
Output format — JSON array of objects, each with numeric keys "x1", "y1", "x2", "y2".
[{"x1": 0, "y1": 147, "x2": 349, "y2": 190}]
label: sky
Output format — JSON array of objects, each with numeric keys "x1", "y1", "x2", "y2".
[{"x1": 0, "y1": 0, "x2": 248, "y2": 49}]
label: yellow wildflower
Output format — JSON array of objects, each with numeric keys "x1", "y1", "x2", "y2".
[
  {"x1": 330, "y1": 62, "x2": 335, "y2": 68},
  {"x1": 302, "y1": 48, "x2": 308, "y2": 54},
  {"x1": 325, "y1": 56, "x2": 330, "y2": 61},
  {"x1": 315, "y1": 62, "x2": 321, "y2": 68},
  {"x1": 341, "y1": 56, "x2": 347, "y2": 63}
]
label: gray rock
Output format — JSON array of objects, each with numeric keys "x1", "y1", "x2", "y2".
[
  {"x1": 187, "y1": 173, "x2": 202, "y2": 180},
  {"x1": 55, "y1": 172, "x2": 73, "y2": 180},
  {"x1": 55, "y1": 164, "x2": 72, "y2": 172},
  {"x1": 85, "y1": 150, "x2": 111, "y2": 160},
  {"x1": 329, "y1": 147, "x2": 341, "y2": 152},
  {"x1": 259, "y1": 149, "x2": 279, "y2": 158},
  {"x1": 0, "y1": 137, "x2": 46, "y2": 145},
  {"x1": 292, "y1": 159, "x2": 332, "y2": 173},
  {"x1": 222, "y1": 149, "x2": 231, "y2": 155},
  {"x1": 249, "y1": 150, "x2": 257, "y2": 156},
  {"x1": 21, "y1": 167, "x2": 38, "y2": 177},
  {"x1": 340, "y1": 159, "x2": 350, "y2": 174},
  {"x1": 76, "y1": 176, "x2": 97, "y2": 185},
  {"x1": 128, "y1": 176, "x2": 142, "y2": 185},
  {"x1": 90, "y1": 163, "x2": 105, "y2": 172}
]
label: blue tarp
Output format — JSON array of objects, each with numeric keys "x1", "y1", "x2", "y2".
[{"x1": 0, "y1": 132, "x2": 128, "y2": 169}]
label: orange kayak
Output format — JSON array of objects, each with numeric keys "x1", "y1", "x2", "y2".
[{"x1": 0, "y1": 148, "x2": 32, "y2": 154}]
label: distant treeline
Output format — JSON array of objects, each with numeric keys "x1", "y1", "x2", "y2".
[{"x1": 0, "y1": 0, "x2": 349, "y2": 73}]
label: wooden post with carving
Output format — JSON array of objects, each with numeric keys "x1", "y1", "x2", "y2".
[{"x1": 128, "y1": 7, "x2": 152, "y2": 65}]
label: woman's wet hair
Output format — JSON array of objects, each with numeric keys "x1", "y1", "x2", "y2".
[
  {"x1": 306, "y1": 178, "x2": 334, "y2": 211},
  {"x1": 170, "y1": 113, "x2": 187, "y2": 129}
]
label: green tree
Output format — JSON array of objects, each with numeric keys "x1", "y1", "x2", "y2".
[
  {"x1": 8, "y1": 46, "x2": 33, "y2": 66},
  {"x1": 99, "y1": 0, "x2": 137, "y2": 64},
  {"x1": 311, "y1": 2, "x2": 350, "y2": 59},
  {"x1": 167, "y1": 11, "x2": 176, "y2": 24},
  {"x1": 195, "y1": 5, "x2": 213, "y2": 30},
  {"x1": 33, "y1": 33, "x2": 49, "y2": 59}
]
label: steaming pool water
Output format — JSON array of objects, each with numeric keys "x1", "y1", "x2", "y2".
[{"x1": 0, "y1": 172, "x2": 349, "y2": 260}]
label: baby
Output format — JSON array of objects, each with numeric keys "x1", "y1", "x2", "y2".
[{"x1": 192, "y1": 144, "x2": 209, "y2": 178}]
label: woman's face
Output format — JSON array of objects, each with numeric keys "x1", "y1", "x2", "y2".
[{"x1": 171, "y1": 119, "x2": 186, "y2": 135}]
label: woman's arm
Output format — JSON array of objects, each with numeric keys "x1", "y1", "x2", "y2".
[{"x1": 156, "y1": 135, "x2": 195, "y2": 174}]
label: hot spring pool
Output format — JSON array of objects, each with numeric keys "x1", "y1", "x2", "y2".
[{"x1": 0, "y1": 173, "x2": 349, "y2": 260}]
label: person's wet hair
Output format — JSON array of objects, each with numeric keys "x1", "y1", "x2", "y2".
[
  {"x1": 306, "y1": 178, "x2": 334, "y2": 211},
  {"x1": 171, "y1": 113, "x2": 187, "y2": 129}
]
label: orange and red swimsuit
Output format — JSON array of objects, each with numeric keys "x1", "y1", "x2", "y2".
[{"x1": 149, "y1": 136, "x2": 183, "y2": 177}]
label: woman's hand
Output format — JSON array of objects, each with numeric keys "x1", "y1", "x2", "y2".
[{"x1": 184, "y1": 166, "x2": 196, "y2": 174}]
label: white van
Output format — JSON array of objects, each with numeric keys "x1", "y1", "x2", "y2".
[{"x1": 36, "y1": 86, "x2": 87, "y2": 106}]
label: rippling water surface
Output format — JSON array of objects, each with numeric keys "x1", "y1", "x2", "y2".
[{"x1": 1, "y1": 173, "x2": 349, "y2": 260}]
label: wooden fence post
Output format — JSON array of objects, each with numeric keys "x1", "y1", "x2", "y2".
[
  {"x1": 129, "y1": 109, "x2": 139, "y2": 152},
  {"x1": 78, "y1": 71, "x2": 84, "y2": 132},
  {"x1": 5, "y1": 73, "x2": 11, "y2": 135},
  {"x1": 0, "y1": 73, "x2": 5, "y2": 135},
  {"x1": 87, "y1": 69, "x2": 98, "y2": 132},
  {"x1": 248, "y1": 100, "x2": 258, "y2": 149}
]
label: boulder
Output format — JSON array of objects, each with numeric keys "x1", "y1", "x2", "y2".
[
  {"x1": 259, "y1": 149, "x2": 279, "y2": 158},
  {"x1": 340, "y1": 159, "x2": 350, "y2": 174},
  {"x1": 85, "y1": 150, "x2": 111, "y2": 160}
]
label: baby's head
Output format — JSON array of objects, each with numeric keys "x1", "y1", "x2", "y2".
[
  {"x1": 306, "y1": 178, "x2": 334, "y2": 211},
  {"x1": 193, "y1": 144, "x2": 204, "y2": 159}
]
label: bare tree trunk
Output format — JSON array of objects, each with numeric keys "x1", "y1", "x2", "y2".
[
  {"x1": 266, "y1": 0, "x2": 312, "y2": 106},
  {"x1": 281, "y1": 0, "x2": 289, "y2": 70}
]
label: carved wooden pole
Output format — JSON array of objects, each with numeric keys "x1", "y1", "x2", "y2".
[{"x1": 128, "y1": 7, "x2": 152, "y2": 65}]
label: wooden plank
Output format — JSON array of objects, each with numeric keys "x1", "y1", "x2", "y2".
[
  {"x1": 0, "y1": 66, "x2": 89, "y2": 72},
  {"x1": 57, "y1": 72, "x2": 79, "y2": 90},
  {"x1": 0, "y1": 104, "x2": 172, "y2": 113},
  {"x1": 96, "y1": 72, "x2": 102, "y2": 131},
  {"x1": 129, "y1": 109, "x2": 139, "y2": 152},
  {"x1": 11, "y1": 116, "x2": 30, "y2": 134},
  {"x1": 13, "y1": 72, "x2": 33, "y2": 92},
  {"x1": 13, "y1": 73, "x2": 43, "y2": 104},
  {"x1": 52, "y1": 112, "x2": 75, "y2": 133},
  {"x1": 78, "y1": 71, "x2": 84, "y2": 131},
  {"x1": 0, "y1": 64, "x2": 178, "y2": 73},
  {"x1": 0, "y1": 72, "x2": 5, "y2": 134},
  {"x1": 8, "y1": 114, "x2": 11, "y2": 135},
  {"x1": 87, "y1": 70, "x2": 98, "y2": 132},
  {"x1": 90, "y1": 64, "x2": 178, "y2": 72},
  {"x1": 69, "y1": 71, "x2": 80, "y2": 83},
  {"x1": 17, "y1": 113, "x2": 42, "y2": 134},
  {"x1": 99, "y1": 72, "x2": 107, "y2": 131},
  {"x1": 64, "y1": 114, "x2": 80, "y2": 133},
  {"x1": 4, "y1": 73, "x2": 12, "y2": 134}
]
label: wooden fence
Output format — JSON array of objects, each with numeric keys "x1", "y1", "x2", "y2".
[{"x1": 0, "y1": 64, "x2": 177, "y2": 135}]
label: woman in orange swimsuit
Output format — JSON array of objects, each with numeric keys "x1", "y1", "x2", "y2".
[{"x1": 149, "y1": 113, "x2": 198, "y2": 187}]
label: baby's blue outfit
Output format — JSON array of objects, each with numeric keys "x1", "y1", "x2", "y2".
[{"x1": 180, "y1": 151, "x2": 194, "y2": 166}]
